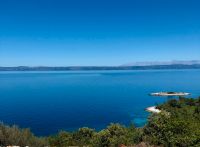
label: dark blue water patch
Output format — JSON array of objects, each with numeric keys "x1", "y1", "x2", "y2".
[{"x1": 0, "y1": 69, "x2": 200, "y2": 136}]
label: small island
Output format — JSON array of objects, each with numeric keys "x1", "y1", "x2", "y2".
[{"x1": 150, "y1": 92, "x2": 190, "y2": 96}]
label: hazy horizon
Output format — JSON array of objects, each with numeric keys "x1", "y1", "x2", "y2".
[
  {"x1": 0, "y1": 0, "x2": 200, "y2": 66},
  {"x1": 0, "y1": 60, "x2": 200, "y2": 67}
]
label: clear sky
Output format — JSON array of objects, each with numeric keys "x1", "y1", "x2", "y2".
[{"x1": 0, "y1": 0, "x2": 200, "y2": 66}]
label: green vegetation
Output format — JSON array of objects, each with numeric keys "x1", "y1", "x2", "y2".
[
  {"x1": 144, "y1": 97, "x2": 200, "y2": 147},
  {"x1": 49, "y1": 124, "x2": 142, "y2": 147},
  {"x1": 0, "y1": 123, "x2": 47, "y2": 147},
  {"x1": 1, "y1": 97, "x2": 200, "y2": 147}
]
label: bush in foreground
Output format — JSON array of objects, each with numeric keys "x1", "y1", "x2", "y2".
[
  {"x1": 48, "y1": 123, "x2": 142, "y2": 147},
  {"x1": 0, "y1": 123, "x2": 47, "y2": 147},
  {"x1": 144, "y1": 97, "x2": 200, "y2": 147}
]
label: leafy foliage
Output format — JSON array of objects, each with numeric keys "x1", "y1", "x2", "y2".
[
  {"x1": 48, "y1": 123, "x2": 142, "y2": 147},
  {"x1": 144, "y1": 97, "x2": 200, "y2": 147},
  {"x1": 0, "y1": 123, "x2": 47, "y2": 147}
]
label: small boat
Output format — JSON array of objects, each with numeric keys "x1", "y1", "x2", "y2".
[{"x1": 149, "y1": 92, "x2": 190, "y2": 96}]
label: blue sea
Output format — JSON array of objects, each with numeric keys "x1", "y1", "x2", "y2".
[{"x1": 0, "y1": 69, "x2": 200, "y2": 136}]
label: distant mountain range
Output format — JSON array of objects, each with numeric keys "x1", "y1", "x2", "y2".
[
  {"x1": 121, "y1": 60, "x2": 200, "y2": 66},
  {"x1": 0, "y1": 60, "x2": 200, "y2": 71}
]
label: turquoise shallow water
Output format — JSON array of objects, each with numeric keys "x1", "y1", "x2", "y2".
[{"x1": 0, "y1": 69, "x2": 200, "y2": 136}]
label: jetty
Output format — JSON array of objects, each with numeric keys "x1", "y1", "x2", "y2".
[
  {"x1": 146, "y1": 106, "x2": 161, "y2": 113},
  {"x1": 150, "y1": 92, "x2": 190, "y2": 96}
]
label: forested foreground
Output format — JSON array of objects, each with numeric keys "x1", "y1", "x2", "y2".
[{"x1": 1, "y1": 97, "x2": 200, "y2": 147}]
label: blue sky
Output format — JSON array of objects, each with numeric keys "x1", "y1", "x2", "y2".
[{"x1": 0, "y1": 0, "x2": 200, "y2": 66}]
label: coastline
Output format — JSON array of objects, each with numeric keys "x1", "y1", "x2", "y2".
[{"x1": 146, "y1": 106, "x2": 161, "y2": 113}]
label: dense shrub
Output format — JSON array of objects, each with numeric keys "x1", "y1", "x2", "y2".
[
  {"x1": 0, "y1": 123, "x2": 47, "y2": 147},
  {"x1": 92, "y1": 123, "x2": 142, "y2": 147},
  {"x1": 48, "y1": 123, "x2": 142, "y2": 147},
  {"x1": 144, "y1": 97, "x2": 200, "y2": 147}
]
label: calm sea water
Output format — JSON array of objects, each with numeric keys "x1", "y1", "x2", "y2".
[{"x1": 0, "y1": 69, "x2": 200, "y2": 136}]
